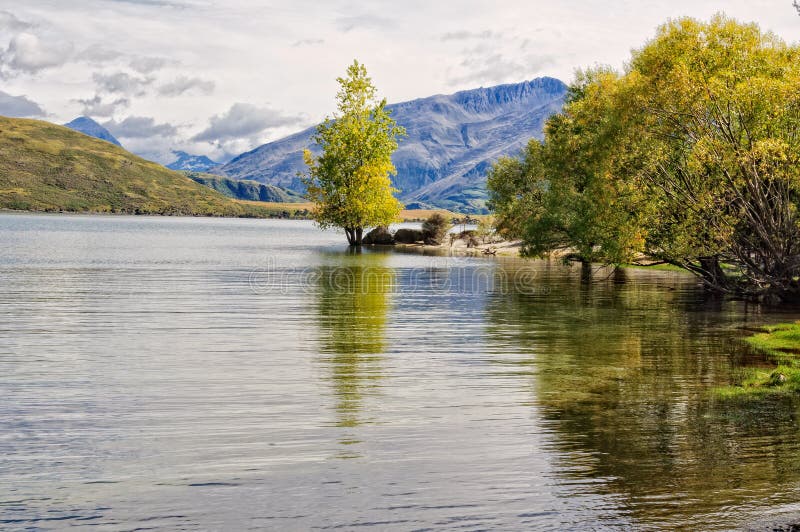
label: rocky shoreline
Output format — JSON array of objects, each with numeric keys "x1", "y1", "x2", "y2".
[{"x1": 363, "y1": 223, "x2": 522, "y2": 257}]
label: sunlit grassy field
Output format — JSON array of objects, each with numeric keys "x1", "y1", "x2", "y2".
[{"x1": 0, "y1": 116, "x2": 275, "y2": 217}]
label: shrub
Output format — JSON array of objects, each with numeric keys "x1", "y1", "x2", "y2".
[
  {"x1": 421, "y1": 212, "x2": 451, "y2": 245},
  {"x1": 394, "y1": 228, "x2": 424, "y2": 244},
  {"x1": 363, "y1": 226, "x2": 395, "y2": 245}
]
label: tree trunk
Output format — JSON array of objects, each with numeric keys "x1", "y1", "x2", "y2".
[
  {"x1": 697, "y1": 255, "x2": 728, "y2": 292},
  {"x1": 344, "y1": 227, "x2": 364, "y2": 246}
]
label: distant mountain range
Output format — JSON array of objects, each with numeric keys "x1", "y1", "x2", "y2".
[
  {"x1": 64, "y1": 116, "x2": 122, "y2": 147},
  {"x1": 212, "y1": 77, "x2": 568, "y2": 213},
  {"x1": 167, "y1": 151, "x2": 220, "y2": 172}
]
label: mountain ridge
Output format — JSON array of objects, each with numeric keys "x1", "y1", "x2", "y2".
[
  {"x1": 213, "y1": 77, "x2": 568, "y2": 212},
  {"x1": 167, "y1": 150, "x2": 221, "y2": 172},
  {"x1": 64, "y1": 116, "x2": 122, "y2": 147}
]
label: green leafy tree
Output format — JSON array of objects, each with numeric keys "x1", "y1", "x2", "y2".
[
  {"x1": 303, "y1": 60, "x2": 405, "y2": 246},
  {"x1": 488, "y1": 15, "x2": 800, "y2": 300}
]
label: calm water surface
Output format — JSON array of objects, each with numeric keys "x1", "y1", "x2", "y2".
[{"x1": 2, "y1": 214, "x2": 800, "y2": 531}]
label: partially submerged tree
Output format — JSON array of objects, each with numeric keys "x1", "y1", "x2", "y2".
[
  {"x1": 303, "y1": 60, "x2": 405, "y2": 246},
  {"x1": 488, "y1": 15, "x2": 800, "y2": 301}
]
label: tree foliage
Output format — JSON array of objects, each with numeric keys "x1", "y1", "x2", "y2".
[
  {"x1": 303, "y1": 60, "x2": 405, "y2": 246},
  {"x1": 488, "y1": 15, "x2": 800, "y2": 300},
  {"x1": 421, "y1": 212, "x2": 451, "y2": 245}
]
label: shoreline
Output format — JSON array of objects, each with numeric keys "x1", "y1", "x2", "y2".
[
  {"x1": 389, "y1": 238, "x2": 522, "y2": 257},
  {"x1": 0, "y1": 207, "x2": 477, "y2": 223}
]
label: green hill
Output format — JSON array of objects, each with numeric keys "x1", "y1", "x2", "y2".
[
  {"x1": 0, "y1": 116, "x2": 276, "y2": 217},
  {"x1": 185, "y1": 172, "x2": 304, "y2": 203}
]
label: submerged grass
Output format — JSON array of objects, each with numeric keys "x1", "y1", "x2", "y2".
[{"x1": 715, "y1": 322, "x2": 800, "y2": 399}]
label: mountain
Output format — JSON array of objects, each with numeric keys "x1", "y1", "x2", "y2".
[
  {"x1": 167, "y1": 150, "x2": 221, "y2": 172},
  {"x1": 213, "y1": 77, "x2": 568, "y2": 213},
  {"x1": 64, "y1": 116, "x2": 122, "y2": 147},
  {"x1": 185, "y1": 172, "x2": 304, "y2": 202},
  {"x1": 0, "y1": 116, "x2": 276, "y2": 217}
]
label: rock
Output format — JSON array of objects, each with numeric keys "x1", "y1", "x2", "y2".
[
  {"x1": 363, "y1": 226, "x2": 395, "y2": 245},
  {"x1": 394, "y1": 228, "x2": 424, "y2": 244},
  {"x1": 769, "y1": 372, "x2": 788, "y2": 386}
]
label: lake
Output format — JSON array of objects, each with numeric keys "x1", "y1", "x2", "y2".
[{"x1": 2, "y1": 213, "x2": 800, "y2": 531}]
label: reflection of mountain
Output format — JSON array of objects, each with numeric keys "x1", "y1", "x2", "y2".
[
  {"x1": 484, "y1": 262, "x2": 800, "y2": 525},
  {"x1": 315, "y1": 253, "x2": 394, "y2": 430}
]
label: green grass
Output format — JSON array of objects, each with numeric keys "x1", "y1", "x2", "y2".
[
  {"x1": 714, "y1": 322, "x2": 800, "y2": 399},
  {"x1": 620, "y1": 262, "x2": 686, "y2": 272},
  {"x1": 0, "y1": 116, "x2": 279, "y2": 217},
  {"x1": 745, "y1": 322, "x2": 800, "y2": 358}
]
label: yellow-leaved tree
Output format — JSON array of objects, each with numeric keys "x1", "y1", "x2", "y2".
[{"x1": 303, "y1": 60, "x2": 405, "y2": 246}]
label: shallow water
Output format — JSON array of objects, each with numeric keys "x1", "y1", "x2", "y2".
[{"x1": 2, "y1": 214, "x2": 800, "y2": 531}]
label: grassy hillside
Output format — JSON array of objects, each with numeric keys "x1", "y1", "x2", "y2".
[
  {"x1": 0, "y1": 116, "x2": 275, "y2": 217},
  {"x1": 185, "y1": 172, "x2": 304, "y2": 203}
]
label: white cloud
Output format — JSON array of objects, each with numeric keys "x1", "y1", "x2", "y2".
[
  {"x1": 76, "y1": 94, "x2": 130, "y2": 117},
  {"x1": 0, "y1": 10, "x2": 32, "y2": 32},
  {"x1": 129, "y1": 55, "x2": 170, "y2": 74},
  {"x1": 78, "y1": 44, "x2": 124, "y2": 64},
  {"x1": 0, "y1": 32, "x2": 73, "y2": 76},
  {"x1": 158, "y1": 76, "x2": 214, "y2": 96},
  {"x1": 92, "y1": 71, "x2": 154, "y2": 96},
  {"x1": 193, "y1": 103, "x2": 304, "y2": 143},
  {"x1": 335, "y1": 13, "x2": 396, "y2": 33},
  {"x1": 103, "y1": 115, "x2": 178, "y2": 138}
]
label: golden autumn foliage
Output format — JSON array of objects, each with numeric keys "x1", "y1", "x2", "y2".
[{"x1": 303, "y1": 60, "x2": 405, "y2": 245}]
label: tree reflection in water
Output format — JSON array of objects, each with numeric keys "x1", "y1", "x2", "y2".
[
  {"x1": 486, "y1": 260, "x2": 800, "y2": 528},
  {"x1": 315, "y1": 252, "x2": 394, "y2": 448}
]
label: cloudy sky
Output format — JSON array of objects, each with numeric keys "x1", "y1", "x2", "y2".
[{"x1": 0, "y1": 0, "x2": 797, "y2": 164}]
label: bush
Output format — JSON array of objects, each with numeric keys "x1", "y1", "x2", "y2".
[
  {"x1": 362, "y1": 226, "x2": 395, "y2": 245},
  {"x1": 394, "y1": 228, "x2": 424, "y2": 244},
  {"x1": 421, "y1": 212, "x2": 451, "y2": 245}
]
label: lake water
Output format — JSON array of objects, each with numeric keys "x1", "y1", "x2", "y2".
[{"x1": 2, "y1": 213, "x2": 800, "y2": 531}]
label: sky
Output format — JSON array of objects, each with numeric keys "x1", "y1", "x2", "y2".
[{"x1": 0, "y1": 0, "x2": 798, "y2": 164}]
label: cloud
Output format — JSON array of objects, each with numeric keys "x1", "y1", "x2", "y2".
[
  {"x1": 441, "y1": 30, "x2": 499, "y2": 41},
  {"x1": 335, "y1": 14, "x2": 395, "y2": 33},
  {"x1": 0, "y1": 32, "x2": 74, "y2": 76},
  {"x1": 0, "y1": 90, "x2": 45, "y2": 117},
  {"x1": 92, "y1": 71, "x2": 154, "y2": 95},
  {"x1": 448, "y1": 51, "x2": 554, "y2": 86},
  {"x1": 292, "y1": 38, "x2": 325, "y2": 47},
  {"x1": 129, "y1": 56, "x2": 170, "y2": 74},
  {"x1": 192, "y1": 103, "x2": 303, "y2": 143},
  {"x1": 76, "y1": 94, "x2": 130, "y2": 117},
  {"x1": 103, "y1": 115, "x2": 178, "y2": 138},
  {"x1": 0, "y1": 10, "x2": 33, "y2": 32},
  {"x1": 102, "y1": 0, "x2": 193, "y2": 7},
  {"x1": 78, "y1": 44, "x2": 124, "y2": 64},
  {"x1": 158, "y1": 76, "x2": 215, "y2": 96}
]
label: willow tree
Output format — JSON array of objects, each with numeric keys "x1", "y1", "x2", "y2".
[
  {"x1": 303, "y1": 60, "x2": 405, "y2": 246},
  {"x1": 489, "y1": 15, "x2": 800, "y2": 301}
]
